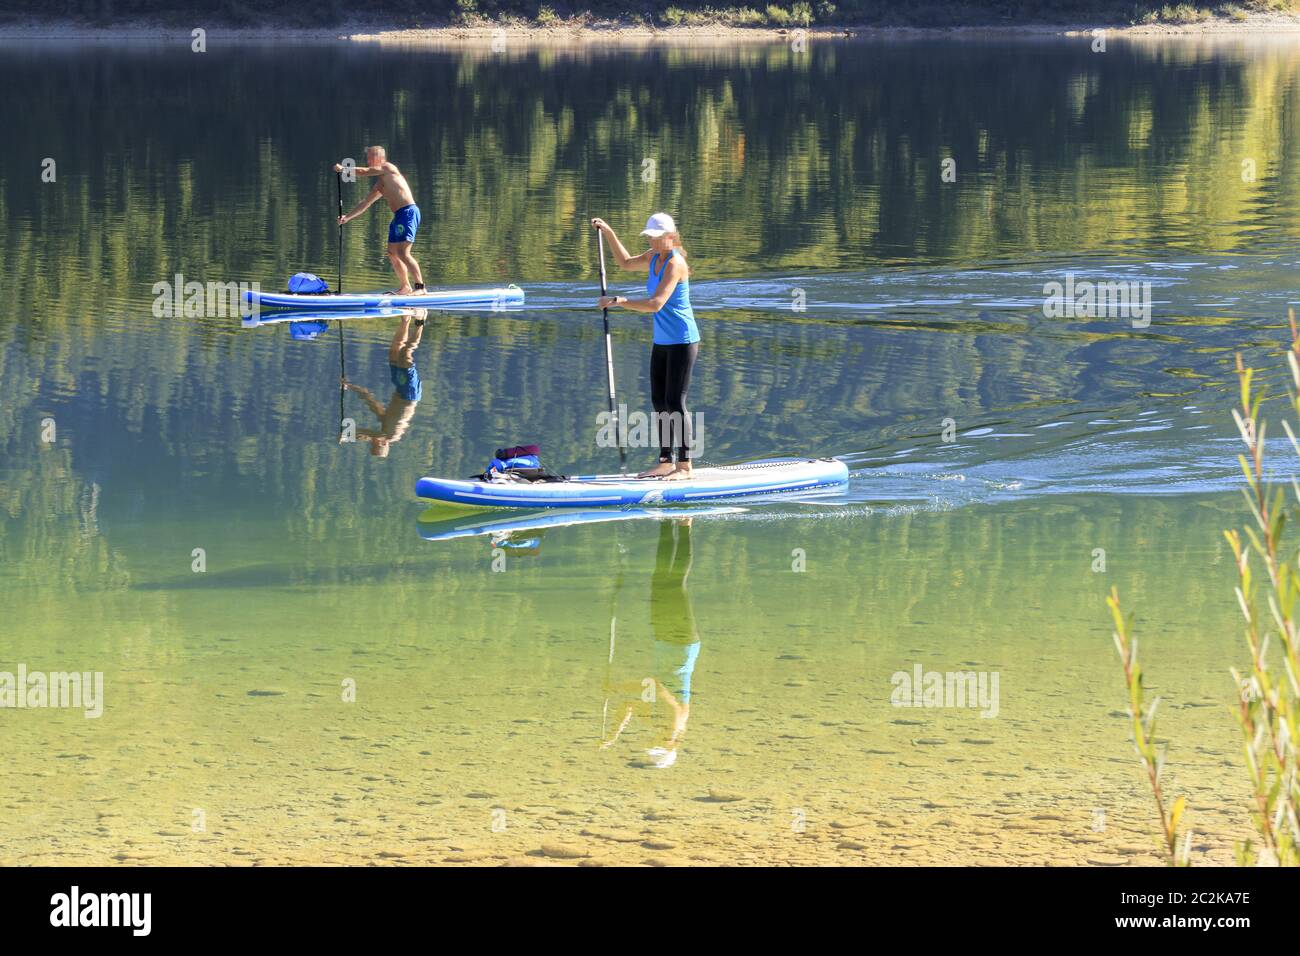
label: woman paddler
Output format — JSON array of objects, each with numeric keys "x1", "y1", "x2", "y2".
[{"x1": 592, "y1": 213, "x2": 701, "y2": 480}]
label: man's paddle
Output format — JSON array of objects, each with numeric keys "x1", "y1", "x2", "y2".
[
  {"x1": 336, "y1": 170, "x2": 345, "y2": 294},
  {"x1": 337, "y1": 171, "x2": 347, "y2": 439},
  {"x1": 597, "y1": 229, "x2": 627, "y2": 473}
]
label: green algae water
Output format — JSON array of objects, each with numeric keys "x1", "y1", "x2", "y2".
[{"x1": 2, "y1": 35, "x2": 1297, "y2": 864}]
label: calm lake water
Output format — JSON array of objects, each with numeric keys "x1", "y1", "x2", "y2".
[{"x1": 1, "y1": 34, "x2": 1296, "y2": 864}]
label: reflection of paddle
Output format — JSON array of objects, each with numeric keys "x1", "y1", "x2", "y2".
[
  {"x1": 337, "y1": 324, "x2": 346, "y2": 442},
  {"x1": 600, "y1": 616, "x2": 617, "y2": 743},
  {"x1": 336, "y1": 171, "x2": 347, "y2": 440},
  {"x1": 600, "y1": 552, "x2": 625, "y2": 745},
  {"x1": 596, "y1": 230, "x2": 627, "y2": 473}
]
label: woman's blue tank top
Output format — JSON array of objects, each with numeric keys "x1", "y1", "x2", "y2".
[{"x1": 648, "y1": 249, "x2": 700, "y2": 346}]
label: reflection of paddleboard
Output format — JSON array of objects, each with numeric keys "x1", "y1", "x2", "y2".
[
  {"x1": 416, "y1": 505, "x2": 746, "y2": 542},
  {"x1": 289, "y1": 320, "x2": 331, "y2": 340},
  {"x1": 242, "y1": 285, "x2": 524, "y2": 312},
  {"x1": 415, "y1": 458, "x2": 850, "y2": 510},
  {"x1": 240, "y1": 306, "x2": 409, "y2": 329}
]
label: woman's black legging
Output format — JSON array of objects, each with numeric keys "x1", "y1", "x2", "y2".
[{"x1": 650, "y1": 342, "x2": 699, "y2": 462}]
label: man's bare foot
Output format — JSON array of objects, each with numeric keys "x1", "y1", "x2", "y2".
[
  {"x1": 637, "y1": 462, "x2": 676, "y2": 478},
  {"x1": 662, "y1": 466, "x2": 693, "y2": 481}
]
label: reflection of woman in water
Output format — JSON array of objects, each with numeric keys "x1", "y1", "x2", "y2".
[
  {"x1": 600, "y1": 518, "x2": 700, "y2": 768},
  {"x1": 342, "y1": 310, "x2": 426, "y2": 457}
]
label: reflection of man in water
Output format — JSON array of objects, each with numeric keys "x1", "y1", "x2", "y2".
[
  {"x1": 600, "y1": 518, "x2": 699, "y2": 768},
  {"x1": 342, "y1": 311, "x2": 426, "y2": 457}
]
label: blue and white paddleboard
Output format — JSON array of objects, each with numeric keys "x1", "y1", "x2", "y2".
[
  {"x1": 243, "y1": 284, "x2": 524, "y2": 311},
  {"x1": 415, "y1": 457, "x2": 850, "y2": 510}
]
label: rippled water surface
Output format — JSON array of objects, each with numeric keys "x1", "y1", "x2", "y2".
[{"x1": 2, "y1": 35, "x2": 1296, "y2": 864}]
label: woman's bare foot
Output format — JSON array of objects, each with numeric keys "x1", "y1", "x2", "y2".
[
  {"x1": 637, "y1": 462, "x2": 676, "y2": 478},
  {"x1": 662, "y1": 465, "x2": 693, "y2": 481}
]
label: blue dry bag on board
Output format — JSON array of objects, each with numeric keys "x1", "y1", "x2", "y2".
[
  {"x1": 488, "y1": 454, "x2": 542, "y2": 474},
  {"x1": 480, "y1": 443, "x2": 564, "y2": 483},
  {"x1": 288, "y1": 272, "x2": 330, "y2": 294}
]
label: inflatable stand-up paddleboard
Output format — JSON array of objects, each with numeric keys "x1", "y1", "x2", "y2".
[
  {"x1": 416, "y1": 505, "x2": 746, "y2": 541},
  {"x1": 416, "y1": 457, "x2": 850, "y2": 510},
  {"x1": 243, "y1": 284, "x2": 524, "y2": 312}
]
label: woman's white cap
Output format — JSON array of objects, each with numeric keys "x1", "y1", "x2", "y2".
[{"x1": 640, "y1": 212, "x2": 677, "y2": 237}]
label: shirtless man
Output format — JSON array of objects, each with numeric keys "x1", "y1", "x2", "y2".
[{"x1": 333, "y1": 146, "x2": 425, "y2": 295}]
